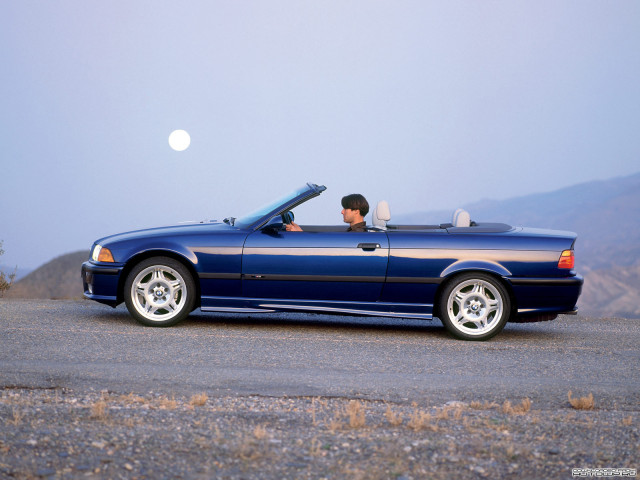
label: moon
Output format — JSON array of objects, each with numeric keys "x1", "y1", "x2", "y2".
[{"x1": 168, "y1": 130, "x2": 191, "y2": 151}]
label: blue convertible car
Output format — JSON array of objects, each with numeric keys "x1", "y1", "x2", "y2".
[{"x1": 82, "y1": 183, "x2": 582, "y2": 340}]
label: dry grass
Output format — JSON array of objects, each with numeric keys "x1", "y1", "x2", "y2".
[
  {"x1": 407, "y1": 410, "x2": 436, "y2": 431},
  {"x1": 502, "y1": 398, "x2": 532, "y2": 415},
  {"x1": 123, "y1": 417, "x2": 138, "y2": 428},
  {"x1": 568, "y1": 391, "x2": 595, "y2": 410},
  {"x1": 346, "y1": 400, "x2": 366, "y2": 428},
  {"x1": 253, "y1": 424, "x2": 268, "y2": 440},
  {"x1": 436, "y1": 404, "x2": 464, "y2": 421},
  {"x1": 328, "y1": 410, "x2": 344, "y2": 432},
  {"x1": 384, "y1": 405, "x2": 403, "y2": 426},
  {"x1": 308, "y1": 437, "x2": 324, "y2": 457},
  {"x1": 7, "y1": 408, "x2": 23, "y2": 426},
  {"x1": 189, "y1": 393, "x2": 209, "y2": 407},
  {"x1": 2, "y1": 389, "x2": 637, "y2": 480},
  {"x1": 436, "y1": 406, "x2": 451, "y2": 421},
  {"x1": 90, "y1": 400, "x2": 108, "y2": 421},
  {"x1": 234, "y1": 435, "x2": 267, "y2": 461},
  {"x1": 157, "y1": 395, "x2": 178, "y2": 410},
  {"x1": 470, "y1": 400, "x2": 499, "y2": 410},
  {"x1": 310, "y1": 397, "x2": 318, "y2": 426},
  {"x1": 118, "y1": 393, "x2": 145, "y2": 405}
]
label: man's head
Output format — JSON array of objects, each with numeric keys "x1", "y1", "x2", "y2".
[{"x1": 341, "y1": 194, "x2": 369, "y2": 225}]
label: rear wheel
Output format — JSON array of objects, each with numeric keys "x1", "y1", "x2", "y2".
[
  {"x1": 438, "y1": 273, "x2": 511, "y2": 340},
  {"x1": 124, "y1": 257, "x2": 195, "y2": 327}
]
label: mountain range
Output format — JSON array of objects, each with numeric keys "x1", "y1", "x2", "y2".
[{"x1": 3, "y1": 172, "x2": 640, "y2": 318}]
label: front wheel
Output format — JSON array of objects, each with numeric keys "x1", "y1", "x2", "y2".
[
  {"x1": 124, "y1": 257, "x2": 195, "y2": 327},
  {"x1": 438, "y1": 273, "x2": 511, "y2": 341}
]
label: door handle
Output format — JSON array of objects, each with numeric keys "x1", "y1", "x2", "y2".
[{"x1": 357, "y1": 243, "x2": 381, "y2": 251}]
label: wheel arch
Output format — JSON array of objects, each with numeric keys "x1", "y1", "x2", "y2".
[
  {"x1": 433, "y1": 268, "x2": 518, "y2": 320},
  {"x1": 117, "y1": 250, "x2": 201, "y2": 308}
]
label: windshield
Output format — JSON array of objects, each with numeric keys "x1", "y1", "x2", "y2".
[{"x1": 234, "y1": 184, "x2": 319, "y2": 229}]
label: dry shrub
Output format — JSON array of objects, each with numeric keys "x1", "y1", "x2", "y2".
[
  {"x1": 470, "y1": 400, "x2": 499, "y2": 410},
  {"x1": 90, "y1": 400, "x2": 109, "y2": 421},
  {"x1": 407, "y1": 410, "x2": 435, "y2": 431},
  {"x1": 0, "y1": 241, "x2": 16, "y2": 296},
  {"x1": 453, "y1": 406, "x2": 463, "y2": 421},
  {"x1": 502, "y1": 398, "x2": 531, "y2": 415},
  {"x1": 436, "y1": 407, "x2": 449, "y2": 421},
  {"x1": 568, "y1": 391, "x2": 594, "y2": 410},
  {"x1": 346, "y1": 400, "x2": 366, "y2": 428},
  {"x1": 253, "y1": 424, "x2": 268, "y2": 440},
  {"x1": 157, "y1": 395, "x2": 178, "y2": 410},
  {"x1": 310, "y1": 397, "x2": 318, "y2": 426},
  {"x1": 384, "y1": 405, "x2": 403, "y2": 426},
  {"x1": 328, "y1": 410, "x2": 344, "y2": 432},
  {"x1": 7, "y1": 408, "x2": 23, "y2": 426},
  {"x1": 234, "y1": 436, "x2": 265, "y2": 461},
  {"x1": 190, "y1": 393, "x2": 208, "y2": 407},
  {"x1": 309, "y1": 437, "x2": 324, "y2": 457},
  {"x1": 119, "y1": 393, "x2": 145, "y2": 405}
]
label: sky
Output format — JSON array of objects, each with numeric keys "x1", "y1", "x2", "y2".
[{"x1": 1, "y1": 1, "x2": 639, "y2": 270}]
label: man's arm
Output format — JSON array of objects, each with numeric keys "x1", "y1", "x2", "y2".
[{"x1": 285, "y1": 222, "x2": 303, "y2": 232}]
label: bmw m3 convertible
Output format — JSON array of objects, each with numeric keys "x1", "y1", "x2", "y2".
[{"x1": 82, "y1": 183, "x2": 583, "y2": 340}]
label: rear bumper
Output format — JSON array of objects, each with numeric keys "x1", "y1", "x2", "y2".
[
  {"x1": 81, "y1": 261, "x2": 123, "y2": 307},
  {"x1": 506, "y1": 274, "x2": 583, "y2": 317}
]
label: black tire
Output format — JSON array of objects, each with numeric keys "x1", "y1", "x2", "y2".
[
  {"x1": 124, "y1": 257, "x2": 196, "y2": 327},
  {"x1": 438, "y1": 272, "x2": 511, "y2": 341}
]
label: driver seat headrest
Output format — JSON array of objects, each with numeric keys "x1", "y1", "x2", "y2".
[{"x1": 372, "y1": 201, "x2": 391, "y2": 228}]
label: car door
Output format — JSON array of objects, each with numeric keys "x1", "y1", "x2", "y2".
[{"x1": 241, "y1": 228, "x2": 389, "y2": 302}]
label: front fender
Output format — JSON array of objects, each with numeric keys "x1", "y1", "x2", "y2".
[{"x1": 111, "y1": 240, "x2": 199, "y2": 267}]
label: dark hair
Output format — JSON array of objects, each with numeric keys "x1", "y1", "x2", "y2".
[{"x1": 341, "y1": 193, "x2": 369, "y2": 217}]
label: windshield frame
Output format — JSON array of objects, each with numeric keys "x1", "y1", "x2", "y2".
[{"x1": 233, "y1": 183, "x2": 327, "y2": 230}]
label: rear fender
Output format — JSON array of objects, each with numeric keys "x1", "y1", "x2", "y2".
[{"x1": 440, "y1": 260, "x2": 511, "y2": 278}]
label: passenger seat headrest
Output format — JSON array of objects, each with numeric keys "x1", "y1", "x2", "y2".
[
  {"x1": 452, "y1": 208, "x2": 471, "y2": 227},
  {"x1": 373, "y1": 201, "x2": 391, "y2": 228}
]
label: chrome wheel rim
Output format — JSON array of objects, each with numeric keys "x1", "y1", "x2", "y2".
[
  {"x1": 130, "y1": 265, "x2": 187, "y2": 322},
  {"x1": 446, "y1": 279, "x2": 503, "y2": 336}
]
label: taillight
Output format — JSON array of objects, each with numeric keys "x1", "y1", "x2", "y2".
[{"x1": 558, "y1": 250, "x2": 574, "y2": 269}]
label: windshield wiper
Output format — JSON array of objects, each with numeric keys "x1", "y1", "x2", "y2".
[{"x1": 223, "y1": 217, "x2": 236, "y2": 226}]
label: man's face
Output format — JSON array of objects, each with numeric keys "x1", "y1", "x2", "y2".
[{"x1": 341, "y1": 208, "x2": 359, "y2": 224}]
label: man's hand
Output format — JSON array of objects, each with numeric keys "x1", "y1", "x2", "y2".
[{"x1": 285, "y1": 222, "x2": 303, "y2": 232}]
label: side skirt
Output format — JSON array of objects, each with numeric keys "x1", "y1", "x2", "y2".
[{"x1": 201, "y1": 296, "x2": 433, "y2": 320}]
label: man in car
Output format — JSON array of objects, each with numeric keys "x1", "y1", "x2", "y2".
[{"x1": 285, "y1": 193, "x2": 369, "y2": 232}]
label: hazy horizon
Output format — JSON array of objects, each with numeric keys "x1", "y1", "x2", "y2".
[{"x1": 2, "y1": 1, "x2": 639, "y2": 269}]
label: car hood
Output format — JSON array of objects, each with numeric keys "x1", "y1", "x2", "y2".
[{"x1": 95, "y1": 222, "x2": 236, "y2": 246}]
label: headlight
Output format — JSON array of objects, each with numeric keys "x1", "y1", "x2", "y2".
[
  {"x1": 91, "y1": 244, "x2": 115, "y2": 263},
  {"x1": 91, "y1": 245, "x2": 102, "y2": 261}
]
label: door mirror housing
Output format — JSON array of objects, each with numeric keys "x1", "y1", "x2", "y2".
[
  {"x1": 281, "y1": 211, "x2": 294, "y2": 225},
  {"x1": 262, "y1": 211, "x2": 294, "y2": 232}
]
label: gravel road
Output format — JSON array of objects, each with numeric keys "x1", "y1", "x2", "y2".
[{"x1": 0, "y1": 299, "x2": 638, "y2": 479}]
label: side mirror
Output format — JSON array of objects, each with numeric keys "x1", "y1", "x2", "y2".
[
  {"x1": 281, "y1": 211, "x2": 294, "y2": 225},
  {"x1": 262, "y1": 212, "x2": 294, "y2": 233}
]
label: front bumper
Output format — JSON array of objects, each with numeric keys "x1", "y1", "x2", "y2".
[{"x1": 81, "y1": 261, "x2": 124, "y2": 307}]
